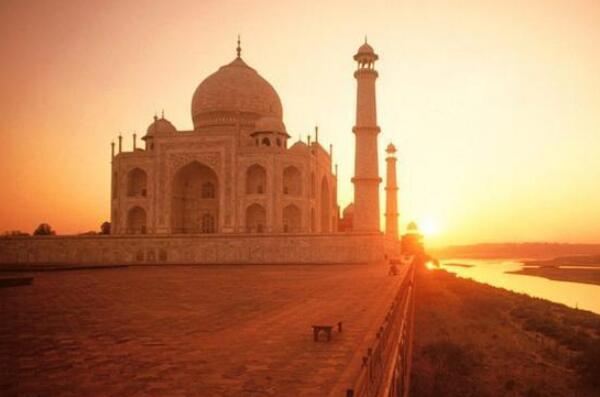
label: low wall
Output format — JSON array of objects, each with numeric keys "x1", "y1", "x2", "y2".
[
  {"x1": 0, "y1": 232, "x2": 388, "y2": 267},
  {"x1": 384, "y1": 237, "x2": 402, "y2": 259}
]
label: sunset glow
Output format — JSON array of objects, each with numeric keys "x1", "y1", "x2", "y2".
[
  {"x1": 1, "y1": 0, "x2": 600, "y2": 246},
  {"x1": 419, "y1": 217, "x2": 441, "y2": 238}
]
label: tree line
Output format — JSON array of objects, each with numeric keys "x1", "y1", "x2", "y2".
[{"x1": 2, "y1": 222, "x2": 111, "y2": 237}]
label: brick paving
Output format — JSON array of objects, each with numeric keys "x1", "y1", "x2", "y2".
[{"x1": 0, "y1": 264, "x2": 404, "y2": 397}]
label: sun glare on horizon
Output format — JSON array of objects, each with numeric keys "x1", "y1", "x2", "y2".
[{"x1": 419, "y1": 217, "x2": 441, "y2": 238}]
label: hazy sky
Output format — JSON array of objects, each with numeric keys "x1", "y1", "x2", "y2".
[{"x1": 1, "y1": 0, "x2": 599, "y2": 246}]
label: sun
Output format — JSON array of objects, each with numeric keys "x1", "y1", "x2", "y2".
[{"x1": 420, "y1": 217, "x2": 441, "y2": 237}]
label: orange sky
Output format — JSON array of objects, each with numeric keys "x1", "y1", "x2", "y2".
[{"x1": 1, "y1": 0, "x2": 599, "y2": 246}]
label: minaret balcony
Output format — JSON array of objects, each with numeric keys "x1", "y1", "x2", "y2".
[
  {"x1": 354, "y1": 69, "x2": 379, "y2": 78},
  {"x1": 352, "y1": 126, "x2": 381, "y2": 134},
  {"x1": 351, "y1": 176, "x2": 382, "y2": 184}
]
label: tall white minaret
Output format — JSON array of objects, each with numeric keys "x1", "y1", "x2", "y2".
[
  {"x1": 385, "y1": 143, "x2": 399, "y2": 239},
  {"x1": 352, "y1": 39, "x2": 381, "y2": 232}
]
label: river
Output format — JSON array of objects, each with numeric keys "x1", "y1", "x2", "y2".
[{"x1": 438, "y1": 259, "x2": 600, "y2": 314}]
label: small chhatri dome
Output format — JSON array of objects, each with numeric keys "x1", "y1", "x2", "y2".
[
  {"x1": 358, "y1": 42, "x2": 374, "y2": 55},
  {"x1": 144, "y1": 114, "x2": 176, "y2": 139},
  {"x1": 386, "y1": 143, "x2": 397, "y2": 154},
  {"x1": 290, "y1": 140, "x2": 309, "y2": 152},
  {"x1": 407, "y1": 221, "x2": 419, "y2": 232},
  {"x1": 254, "y1": 115, "x2": 287, "y2": 135},
  {"x1": 354, "y1": 38, "x2": 379, "y2": 63},
  {"x1": 191, "y1": 39, "x2": 283, "y2": 130}
]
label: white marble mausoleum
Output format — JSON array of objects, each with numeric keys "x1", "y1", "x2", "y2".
[{"x1": 111, "y1": 41, "x2": 338, "y2": 236}]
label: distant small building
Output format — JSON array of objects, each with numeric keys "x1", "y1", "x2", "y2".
[
  {"x1": 338, "y1": 203, "x2": 355, "y2": 232},
  {"x1": 401, "y1": 222, "x2": 425, "y2": 256}
]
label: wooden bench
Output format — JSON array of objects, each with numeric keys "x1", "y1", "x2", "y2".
[{"x1": 312, "y1": 322, "x2": 343, "y2": 342}]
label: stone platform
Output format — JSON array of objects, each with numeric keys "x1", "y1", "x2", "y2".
[{"x1": 0, "y1": 263, "x2": 407, "y2": 396}]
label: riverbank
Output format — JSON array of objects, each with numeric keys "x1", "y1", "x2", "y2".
[
  {"x1": 410, "y1": 268, "x2": 600, "y2": 397},
  {"x1": 508, "y1": 266, "x2": 600, "y2": 286},
  {"x1": 511, "y1": 254, "x2": 600, "y2": 286},
  {"x1": 524, "y1": 255, "x2": 600, "y2": 267}
]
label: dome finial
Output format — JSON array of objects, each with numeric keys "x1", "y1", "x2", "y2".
[
  {"x1": 236, "y1": 34, "x2": 241, "y2": 58},
  {"x1": 365, "y1": 35, "x2": 368, "y2": 44},
  {"x1": 161, "y1": 109, "x2": 165, "y2": 119}
]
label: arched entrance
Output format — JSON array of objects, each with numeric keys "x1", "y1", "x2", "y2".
[
  {"x1": 246, "y1": 203, "x2": 266, "y2": 233},
  {"x1": 127, "y1": 206, "x2": 147, "y2": 234},
  {"x1": 283, "y1": 204, "x2": 301, "y2": 233},
  {"x1": 171, "y1": 162, "x2": 219, "y2": 233},
  {"x1": 246, "y1": 164, "x2": 267, "y2": 194},
  {"x1": 127, "y1": 168, "x2": 147, "y2": 197},
  {"x1": 283, "y1": 166, "x2": 302, "y2": 196}
]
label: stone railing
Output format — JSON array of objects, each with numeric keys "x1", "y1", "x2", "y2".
[{"x1": 346, "y1": 261, "x2": 416, "y2": 397}]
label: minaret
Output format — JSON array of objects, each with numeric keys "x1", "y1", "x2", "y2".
[
  {"x1": 352, "y1": 39, "x2": 381, "y2": 232},
  {"x1": 385, "y1": 143, "x2": 399, "y2": 239}
]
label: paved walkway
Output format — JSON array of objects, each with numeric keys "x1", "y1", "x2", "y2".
[{"x1": 1, "y1": 264, "x2": 405, "y2": 396}]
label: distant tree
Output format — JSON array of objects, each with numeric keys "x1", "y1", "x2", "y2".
[
  {"x1": 100, "y1": 221, "x2": 111, "y2": 235},
  {"x1": 33, "y1": 223, "x2": 55, "y2": 236},
  {"x1": 3, "y1": 230, "x2": 30, "y2": 237}
]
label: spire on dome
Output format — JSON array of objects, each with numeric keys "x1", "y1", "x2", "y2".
[{"x1": 236, "y1": 34, "x2": 241, "y2": 58}]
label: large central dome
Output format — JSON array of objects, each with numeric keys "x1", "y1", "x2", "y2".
[{"x1": 191, "y1": 57, "x2": 283, "y2": 129}]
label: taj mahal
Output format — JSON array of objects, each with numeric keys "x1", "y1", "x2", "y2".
[
  {"x1": 110, "y1": 40, "x2": 338, "y2": 235},
  {"x1": 111, "y1": 39, "x2": 397, "y2": 238},
  {"x1": 0, "y1": 39, "x2": 402, "y2": 266}
]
